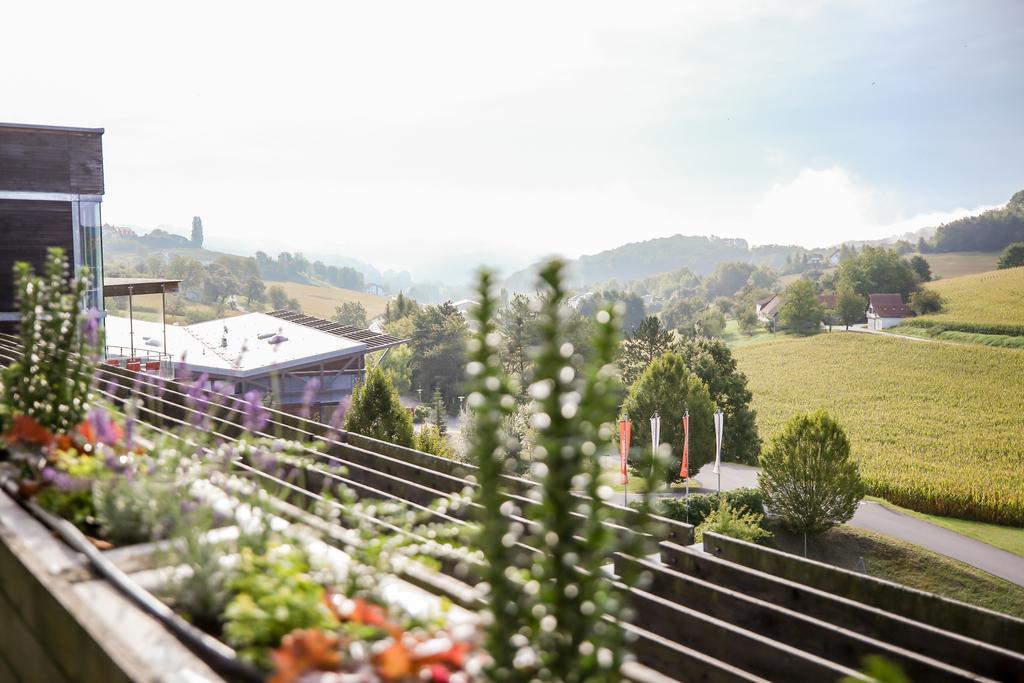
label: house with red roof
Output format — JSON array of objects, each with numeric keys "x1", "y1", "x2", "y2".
[{"x1": 866, "y1": 293, "x2": 915, "y2": 331}]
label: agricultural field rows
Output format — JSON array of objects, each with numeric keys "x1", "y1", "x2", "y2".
[
  {"x1": 915, "y1": 266, "x2": 1024, "y2": 330},
  {"x1": 733, "y1": 333, "x2": 1024, "y2": 525}
]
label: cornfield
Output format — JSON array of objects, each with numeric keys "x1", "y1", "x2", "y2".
[
  {"x1": 917, "y1": 266, "x2": 1024, "y2": 331},
  {"x1": 734, "y1": 333, "x2": 1024, "y2": 526}
]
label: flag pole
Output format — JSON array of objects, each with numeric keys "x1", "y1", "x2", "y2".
[
  {"x1": 713, "y1": 409, "x2": 724, "y2": 495},
  {"x1": 683, "y1": 410, "x2": 690, "y2": 525}
]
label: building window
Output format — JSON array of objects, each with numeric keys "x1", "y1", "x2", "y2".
[{"x1": 76, "y1": 200, "x2": 103, "y2": 311}]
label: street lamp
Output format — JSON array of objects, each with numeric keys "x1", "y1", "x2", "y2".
[
  {"x1": 458, "y1": 395, "x2": 465, "y2": 413},
  {"x1": 417, "y1": 387, "x2": 422, "y2": 403}
]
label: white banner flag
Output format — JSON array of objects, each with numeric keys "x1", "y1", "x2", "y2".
[
  {"x1": 712, "y1": 411, "x2": 724, "y2": 475},
  {"x1": 650, "y1": 412, "x2": 661, "y2": 479}
]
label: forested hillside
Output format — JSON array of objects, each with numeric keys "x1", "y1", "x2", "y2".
[
  {"x1": 924, "y1": 189, "x2": 1024, "y2": 252},
  {"x1": 504, "y1": 235, "x2": 807, "y2": 291}
]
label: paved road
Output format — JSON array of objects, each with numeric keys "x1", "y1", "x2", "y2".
[{"x1": 632, "y1": 462, "x2": 1024, "y2": 587}]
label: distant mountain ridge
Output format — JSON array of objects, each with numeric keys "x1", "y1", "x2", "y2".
[{"x1": 504, "y1": 234, "x2": 801, "y2": 292}]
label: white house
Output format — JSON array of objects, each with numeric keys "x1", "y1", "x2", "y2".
[
  {"x1": 756, "y1": 293, "x2": 782, "y2": 324},
  {"x1": 866, "y1": 293, "x2": 915, "y2": 331}
]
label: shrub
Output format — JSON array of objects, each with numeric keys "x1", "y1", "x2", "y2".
[
  {"x1": 695, "y1": 499, "x2": 772, "y2": 544},
  {"x1": 909, "y1": 289, "x2": 944, "y2": 315},
  {"x1": 414, "y1": 423, "x2": 452, "y2": 458},
  {"x1": 654, "y1": 487, "x2": 764, "y2": 527},
  {"x1": 997, "y1": 242, "x2": 1024, "y2": 269}
]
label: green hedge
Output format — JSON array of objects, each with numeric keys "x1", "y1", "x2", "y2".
[
  {"x1": 910, "y1": 319, "x2": 1024, "y2": 337},
  {"x1": 652, "y1": 488, "x2": 764, "y2": 528}
]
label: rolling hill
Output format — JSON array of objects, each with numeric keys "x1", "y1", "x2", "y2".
[
  {"x1": 917, "y1": 266, "x2": 1024, "y2": 330},
  {"x1": 916, "y1": 252, "x2": 1002, "y2": 280},
  {"x1": 264, "y1": 280, "x2": 389, "y2": 320}
]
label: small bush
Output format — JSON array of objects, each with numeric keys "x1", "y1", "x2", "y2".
[
  {"x1": 415, "y1": 423, "x2": 453, "y2": 458},
  {"x1": 653, "y1": 487, "x2": 764, "y2": 527},
  {"x1": 695, "y1": 499, "x2": 772, "y2": 544}
]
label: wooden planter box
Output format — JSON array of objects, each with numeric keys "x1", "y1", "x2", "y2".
[{"x1": 0, "y1": 490, "x2": 224, "y2": 682}]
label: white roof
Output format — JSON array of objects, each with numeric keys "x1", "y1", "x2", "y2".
[{"x1": 104, "y1": 312, "x2": 366, "y2": 379}]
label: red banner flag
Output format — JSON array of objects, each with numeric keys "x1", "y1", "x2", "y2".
[
  {"x1": 680, "y1": 412, "x2": 690, "y2": 479},
  {"x1": 618, "y1": 418, "x2": 631, "y2": 485}
]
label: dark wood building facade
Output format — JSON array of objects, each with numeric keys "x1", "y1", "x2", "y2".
[{"x1": 0, "y1": 122, "x2": 106, "y2": 327}]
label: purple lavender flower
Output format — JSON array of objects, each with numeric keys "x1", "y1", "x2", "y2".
[
  {"x1": 42, "y1": 466, "x2": 91, "y2": 493},
  {"x1": 82, "y1": 307, "x2": 101, "y2": 347},
  {"x1": 186, "y1": 373, "x2": 210, "y2": 426},
  {"x1": 326, "y1": 395, "x2": 350, "y2": 438},
  {"x1": 299, "y1": 378, "x2": 321, "y2": 419},
  {"x1": 86, "y1": 407, "x2": 121, "y2": 446},
  {"x1": 242, "y1": 389, "x2": 269, "y2": 433},
  {"x1": 175, "y1": 355, "x2": 192, "y2": 385}
]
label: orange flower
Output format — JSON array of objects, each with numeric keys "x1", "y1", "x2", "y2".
[
  {"x1": 269, "y1": 629, "x2": 343, "y2": 683},
  {"x1": 374, "y1": 639, "x2": 413, "y2": 681},
  {"x1": 413, "y1": 641, "x2": 471, "y2": 671},
  {"x1": 6, "y1": 415, "x2": 53, "y2": 447}
]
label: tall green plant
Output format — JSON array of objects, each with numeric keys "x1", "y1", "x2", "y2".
[
  {"x1": 2, "y1": 248, "x2": 99, "y2": 433},
  {"x1": 344, "y1": 366, "x2": 414, "y2": 446},
  {"x1": 466, "y1": 270, "x2": 522, "y2": 680},
  {"x1": 468, "y1": 261, "x2": 658, "y2": 682}
]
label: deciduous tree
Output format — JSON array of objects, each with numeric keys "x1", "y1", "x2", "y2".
[
  {"x1": 677, "y1": 337, "x2": 761, "y2": 463},
  {"x1": 333, "y1": 301, "x2": 367, "y2": 327},
  {"x1": 758, "y1": 411, "x2": 864, "y2": 535},
  {"x1": 838, "y1": 246, "x2": 920, "y2": 298},
  {"x1": 836, "y1": 287, "x2": 866, "y2": 329},
  {"x1": 779, "y1": 280, "x2": 824, "y2": 335},
  {"x1": 908, "y1": 255, "x2": 932, "y2": 282},
  {"x1": 621, "y1": 352, "x2": 715, "y2": 482}
]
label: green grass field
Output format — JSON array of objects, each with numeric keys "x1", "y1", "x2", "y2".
[
  {"x1": 769, "y1": 525, "x2": 1024, "y2": 618},
  {"x1": 733, "y1": 333, "x2": 1024, "y2": 525},
  {"x1": 265, "y1": 280, "x2": 389, "y2": 320},
  {"x1": 915, "y1": 266, "x2": 1024, "y2": 330},
  {"x1": 721, "y1": 319, "x2": 776, "y2": 349},
  {"x1": 915, "y1": 251, "x2": 1001, "y2": 279}
]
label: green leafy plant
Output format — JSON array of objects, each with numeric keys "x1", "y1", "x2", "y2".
[
  {"x1": 34, "y1": 448, "x2": 102, "y2": 529},
  {"x1": 414, "y1": 423, "x2": 452, "y2": 458},
  {"x1": 223, "y1": 544, "x2": 338, "y2": 670},
  {"x1": 695, "y1": 498, "x2": 772, "y2": 544},
  {"x1": 2, "y1": 248, "x2": 99, "y2": 434},
  {"x1": 654, "y1": 487, "x2": 764, "y2": 527}
]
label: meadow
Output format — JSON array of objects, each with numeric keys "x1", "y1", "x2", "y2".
[
  {"x1": 733, "y1": 333, "x2": 1024, "y2": 525},
  {"x1": 916, "y1": 251, "x2": 1001, "y2": 279},
  {"x1": 264, "y1": 280, "x2": 389, "y2": 320}
]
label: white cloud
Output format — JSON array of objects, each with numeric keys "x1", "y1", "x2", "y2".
[
  {"x1": 750, "y1": 167, "x2": 874, "y2": 246},
  {"x1": 747, "y1": 167, "x2": 998, "y2": 247}
]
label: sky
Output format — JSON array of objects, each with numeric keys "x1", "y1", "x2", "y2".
[{"x1": 3, "y1": 1, "x2": 1023, "y2": 283}]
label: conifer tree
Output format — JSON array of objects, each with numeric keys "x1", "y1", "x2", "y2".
[{"x1": 344, "y1": 366, "x2": 414, "y2": 446}]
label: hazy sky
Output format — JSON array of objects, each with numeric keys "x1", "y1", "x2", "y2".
[{"x1": 4, "y1": 1, "x2": 1022, "y2": 282}]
